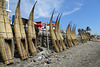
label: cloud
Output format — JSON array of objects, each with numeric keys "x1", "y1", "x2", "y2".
[
  {"x1": 63, "y1": 7, "x2": 81, "y2": 16},
  {"x1": 34, "y1": 0, "x2": 64, "y2": 19},
  {"x1": 63, "y1": 2, "x2": 83, "y2": 16},
  {"x1": 9, "y1": 0, "x2": 64, "y2": 19},
  {"x1": 75, "y1": 2, "x2": 83, "y2": 6},
  {"x1": 9, "y1": 0, "x2": 84, "y2": 19}
]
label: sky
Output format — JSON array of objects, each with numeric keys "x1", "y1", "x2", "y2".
[{"x1": 9, "y1": 0, "x2": 100, "y2": 35}]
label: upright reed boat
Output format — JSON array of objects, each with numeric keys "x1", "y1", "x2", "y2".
[
  {"x1": 50, "y1": 10, "x2": 59, "y2": 52},
  {"x1": 0, "y1": 0, "x2": 14, "y2": 64},
  {"x1": 57, "y1": 14, "x2": 66, "y2": 50},
  {"x1": 14, "y1": 0, "x2": 28, "y2": 60},
  {"x1": 27, "y1": 1, "x2": 37, "y2": 56},
  {"x1": 66, "y1": 23, "x2": 74, "y2": 47},
  {"x1": 55, "y1": 14, "x2": 63, "y2": 52},
  {"x1": 71, "y1": 24, "x2": 79, "y2": 45}
]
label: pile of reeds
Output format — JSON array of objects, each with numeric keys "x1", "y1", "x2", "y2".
[
  {"x1": 14, "y1": 0, "x2": 28, "y2": 60},
  {"x1": 66, "y1": 23, "x2": 79, "y2": 47},
  {"x1": 0, "y1": 0, "x2": 14, "y2": 65},
  {"x1": 27, "y1": 1, "x2": 37, "y2": 56}
]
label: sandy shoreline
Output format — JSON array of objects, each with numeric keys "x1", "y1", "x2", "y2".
[{"x1": 0, "y1": 41, "x2": 100, "y2": 67}]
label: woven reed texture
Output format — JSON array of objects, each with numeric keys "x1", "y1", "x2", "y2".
[
  {"x1": 15, "y1": 39, "x2": 28, "y2": 60},
  {"x1": 14, "y1": 23, "x2": 21, "y2": 38},
  {"x1": 27, "y1": 1, "x2": 37, "y2": 56},
  {"x1": 57, "y1": 14, "x2": 66, "y2": 50},
  {"x1": 14, "y1": 0, "x2": 28, "y2": 60},
  {"x1": 18, "y1": 11, "x2": 26, "y2": 39},
  {"x1": 28, "y1": 38, "x2": 37, "y2": 56},
  {"x1": 50, "y1": 10, "x2": 59, "y2": 53},
  {"x1": 55, "y1": 14, "x2": 63, "y2": 52},
  {"x1": 67, "y1": 23, "x2": 79, "y2": 46},
  {"x1": 72, "y1": 29, "x2": 79, "y2": 45},
  {"x1": 14, "y1": 0, "x2": 26, "y2": 39},
  {"x1": 27, "y1": 25, "x2": 33, "y2": 38},
  {"x1": 0, "y1": 8, "x2": 7, "y2": 38},
  {"x1": 70, "y1": 31, "x2": 77, "y2": 45},
  {"x1": 3, "y1": 4, "x2": 13, "y2": 39},
  {"x1": 66, "y1": 24, "x2": 74, "y2": 47},
  {"x1": 70, "y1": 33, "x2": 77, "y2": 46},
  {"x1": 70, "y1": 25, "x2": 77, "y2": 46},
  {"x1": 0, "y1": 38, "x2": 14, "y2": 64},
  {"x1": 0, "y1": 38, "x2": 9, "y2": 64},
  {"x1": 68, "y1": 24, "x2": 76, "y2": 46},
  {"x1": 0, "y1": 0, "x2": 14, "y2": 64},
  {"x1": 27, "y1": 25, "x2": 37, "y2": 56},
  {"x1": 5, "y1": 40, "x2": 14, "y2": 63},
  {"x1": 18, "y1": 1, "x2": 26, "y2": 39}
]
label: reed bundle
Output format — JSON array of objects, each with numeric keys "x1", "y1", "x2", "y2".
[
  {"x1": 0, "y1": 0, "x2": 14, "y2": 64},
  {"x1": 66, "y1": 23, "x2": 74, "y2": 47},
  {"x1": 57, "y1": 14, "x2": 66, "y2": 50},
  {"x1": 70, "y1": 24, "x2": 79, "y2": 45},
  {"x1": 27, "y1": 1, "x2": 37, "y2": 56},
  {"x1": 55, "y1": 14, "x2": 63, "y2": 52},
  {"x1": 49, "y1": 9, "x2": 59, "y2": 52},
  {"x1": 14, "y1": 0, "x2": 28, "y2": 60}
]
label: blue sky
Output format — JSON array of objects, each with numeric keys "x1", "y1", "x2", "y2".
[{"x1": 9, "y1": 0, "x2": 100, "y2": 35}]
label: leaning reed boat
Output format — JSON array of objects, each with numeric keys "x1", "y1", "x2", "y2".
[
  {"x1": 72, "y1": 25, "x2": 79, "y2": 45},
  {"x1": 66, "y1": 23, "x2": 74, "y2": 47},
  {"x1": 14, "y1": 0, "x2": 28, "y2": 60},
  {"x1": 55, "y1": 14, "x2": 63, "y2": 52},
  {"x1": 57, "y1": 14, "x2": 66, "y2": 50},
  {"x1": 27, "y1": 1, "x2": 37, "y2": 56},
  {"x1": 0, "y1": 0, "x2": 14, "y2": 64},
  {"x1": 70, "y1": 25, "x2": 78, "y2": 45},
  {"x1": 50, "y1": 10, "x2": 59, "y2": 52}
]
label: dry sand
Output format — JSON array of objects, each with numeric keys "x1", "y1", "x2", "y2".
[{"x1": 0, "y1": 40, "x2": 100, "y2": 67}]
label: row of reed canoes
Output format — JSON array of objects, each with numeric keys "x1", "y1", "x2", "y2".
[
  {"x1": 49, "y1": 10, "x2": 79, "y2": 52},
  {"x1": 49, "y1": 10, "x2": 67, "y2": 53},
  {"x1": 0, "y1": 0, "x2": 90, "y2": 65},
  {"x1": 13, "y1": 0, "x2": 37, "y2": 60},
  {"x1": 0, "y1": 0, "x2": 37, "y2": 65}
]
